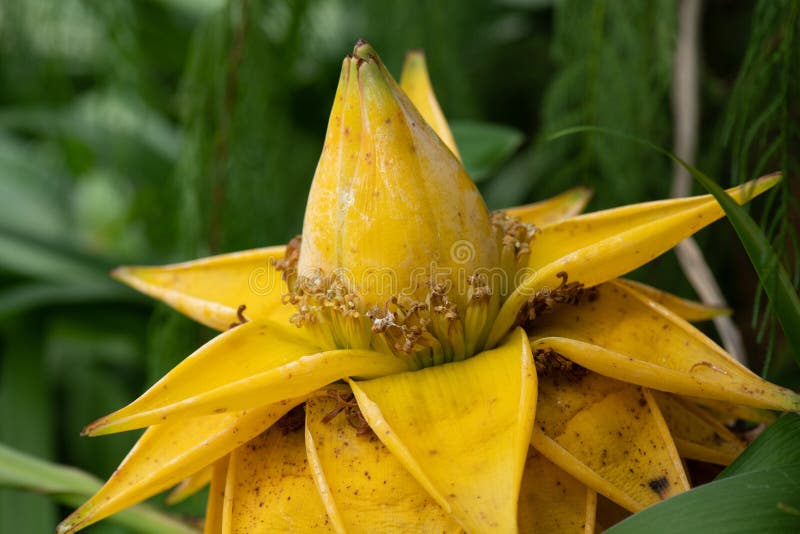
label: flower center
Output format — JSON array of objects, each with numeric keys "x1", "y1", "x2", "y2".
[{"x1": 274, "y1": 211, "x2": 592, "y2": 368}]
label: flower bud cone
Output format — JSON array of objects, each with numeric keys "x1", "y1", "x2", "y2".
[{"x1": 299, "y1": 42, "x2": 496, "y2": 308}]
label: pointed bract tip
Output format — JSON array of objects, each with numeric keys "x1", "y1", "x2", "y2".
[
  {"x1": 401, "y1": 49, "x2": 427, "y2": 73},
  {"x1": 758, "y1": 171, "x2": 782, "y2": 187},
  {"x1": 81, "y1": 418, "x2": 107, "y2": 437},
  {"x1": 571, "y1": 185, "x2": 593, "y2": 198},
  {"x1": 109, "y1": 266, "x2": 128, "y2": 282},
  {"x1": 566, "y1": 186, "x2": 593, "y2": 206},
  {"x1": 352, "y1": 39, "x2": 378, "y2": 62},
  {"x1": 56, "y1": 518, "x2": 78, "y2": 534}
]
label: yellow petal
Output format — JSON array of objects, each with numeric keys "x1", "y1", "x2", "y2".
[
  {"x1": 222, "y1": 423, "x2": 334, "y2": 533},
  {"x1": 652, "y1": 391, "x2": 745, "y2": 465},
  {"x1": 304, "y1": 389, "x2": 462, "y2": 533},
  {"x1": 299, "y1": 42, "x2": 496, "y2": 308},
  {"x1": 113, "y1": 245, "x2": 292, "y2": 332},
  {"x1": 518, "y1": 447, "x2": 597, "y2": 533},
  {"x1": 529, "y1": 282, "x2": 800, "y2": 410},
  {"x1": 203, "y1": 457, "x2": 228, "y2": 534},
  {"x1": 531, "y1": 371, "x2": 689, "y2": 512},
  {"x1": 399, "y1": 50, "x2": 460, "y2": 159},
  {"x1": 615, "y1": 279, "x2": 729, "y2": 321},
  {"x1": 504, "y1": 187, "x2": 593, "y2": 227},
  {"x1": 84, "y1": 320, "x2": 409, "y2": 435},
  {"x1": 350, "y1": 328, "x2": 536, "y2": 532},
  {"x1": 166, "y1": 464, "x2": 213, "y2": 505},
  {"x1": 57, "y1": 401, "x2": 300, "y2": 534},
  {"x1": 489, "y1": 175, "x2": 778, "y2": 346},
  {"x1": 685, "y1": 396, "x2": 778, "y2": 425}
]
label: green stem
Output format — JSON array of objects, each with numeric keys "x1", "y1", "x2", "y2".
[{"x1": 0, "y1": 442, "x2": 198, "y2": 533}]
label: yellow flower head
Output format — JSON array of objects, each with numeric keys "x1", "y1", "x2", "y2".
[
  {"x1": 299, "y1": 42, "x2": 496, "y2": 308},
  {"x1": 59, "y1": 41, "x2": 799, "y2": 534}
]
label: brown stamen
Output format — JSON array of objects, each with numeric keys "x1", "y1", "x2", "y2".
[
  {"x1": 273, "y1": 235, "x2": 302, "y2": 280},
  {"x1": 228, "y1": 304, "x2": 249, "y2": 329},
  {"x1": 276, "y1": 404, "x2": 306, "y2": 434},
  {"x1": 534, "y1": 347, "x2": 588, "y2": 382},
  {"x1": 368, "y1": 297, "x2": 432, "y2": 355},
  {"x1": 521, "y1": 271, "x2": 598, "y2": 324},
  {"x1": 322, "y1": 389, "x2": 373, "y2": 437}
]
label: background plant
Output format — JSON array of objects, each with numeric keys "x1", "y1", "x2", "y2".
[{"x1": 0, "y1": 0, "x2": 797, "y2": 532}]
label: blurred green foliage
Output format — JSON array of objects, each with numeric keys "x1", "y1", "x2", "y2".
[{"x1": 0, "y1": 0, "x2": 797, "y2": 532}]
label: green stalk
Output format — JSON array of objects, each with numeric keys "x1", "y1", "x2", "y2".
[{"x1": 0, "y1": 442, "x2": 198, "y2": 533}]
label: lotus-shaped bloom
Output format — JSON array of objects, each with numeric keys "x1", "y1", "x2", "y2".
[{"x1": 59, "y1": 41, "x2": 799, "y2": 533}]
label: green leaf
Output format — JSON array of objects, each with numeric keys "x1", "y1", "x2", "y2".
[
  {"x1": 719, "y1": 413, "x2": 800, "y2": 478},
  {"x1": 0, "y1": 282, "x2": 135, "y2": 318},
  {"x1": 0, "y1": 443, "x2": 198, "y2": 534},
  {"x1": 153, "y1": 0, "x2": 225, "y2": 17},
  {"x1": 607, "y1": 413, "x2": 800, "y2": 534},
  {"x1": 0, "y1": 226, "x2": 113, "y2": 283},
  {"x1": 607, "y1": 466, "x2": 800, "y2": 533},
  {"x1": 680, "y1": 170, "x2": 800, "y2": 368},
  {"x1": 0, "y1": 322, "x2": 56, "y2": 532},
  {"x1": 550, "y1": 126, "x2": 800, "y2": 367},
  {"x1": 0, "y1": 133, "x2": 69, "y2": 241},
  {"x1": 450, "y1": 120, "x2": 524, "y2": 182}
]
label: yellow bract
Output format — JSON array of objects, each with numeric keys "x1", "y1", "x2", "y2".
[
  {"x1": 166, "y1": 465, "x2": 213, "y2": 505},
  {"x1": 112, "y1": 246, "x2": 290, "y2": 331},
  {"x1": 222, "y1": 424, "x2": 334, "y2": 532},
  {"x1": 399, "y1": 50, "x2": 461, "y2": 160},
  {"x1": 505, "y1": 187, "x2": 593, "y2": 227},
  {"x1": 652, "y1": 391, "x2": 745, "y2": 465},
  {"x1": 532, "y1": 372, "x2": 689, "y2": 512},
  {"x1": 305, "y1": 390, "x2": 462, "y2": 532},
  {"x1": 530, "y1": 282, "x2": 800, "y2": 411},
  {"x1": 518, "y1": 448, "x2": 596, "y2": 533},
  {"x1": 298, "y1": 42, "x2": 496, "y2": 308},
  {"x1": 350, "y1": 328, "x2": 536, "y2": 532},
  {"x1": 59, "y1": 40, "x2": 798, "y2": 534},
  {"x1": 57, "y1": 399, "x2": 304, "y2": 533},
  {"x1": 615, "y1": 278, "x2": 729, "y2": 321},
  {"x1": 203, "y1": 458, "x2": 228, "y2": 534},
  {"x1": 489, "y1": 175, "x2": 779, "y2": 346},
  {"x1": 83, "y1": 320, "x2": 409, "y2": 435}
]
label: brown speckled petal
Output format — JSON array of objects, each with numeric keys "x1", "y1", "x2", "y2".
[
  {"x1": 350, "y1": 328, "x2": 537, "y2": 533},
  {"x1": 57, "y1": 400, "x2": 302, "y2": 534},
  {"x1": 652, "y1": 392, "x2": 745, "y2": 465},
  {"x1": 222, "y1": 423, "x2": 334, "y2": 533},
  {"x1": 529, "y1": 282, "x2": 800, "y2": 411},
  {"x1": 531, "y1": 371, "x2": 689, "y2": 512},
  {"x1": 304, "y1": 389, "x2": 462, "y2": 532},
  {"x1": 518, "y1": 447, "x2": 597, "y2": 533},
  {"x1": 490, "y1": 175, "x2": 778, "y2": 346}
]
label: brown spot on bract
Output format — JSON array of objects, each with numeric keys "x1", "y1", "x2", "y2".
[{"x1": 648, "y1": 476, "x2": 670, "y2": 498}]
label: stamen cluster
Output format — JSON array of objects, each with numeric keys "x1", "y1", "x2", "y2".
[{"x1": 275, "y1": 212, "x2": 591, "y2": 368}]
